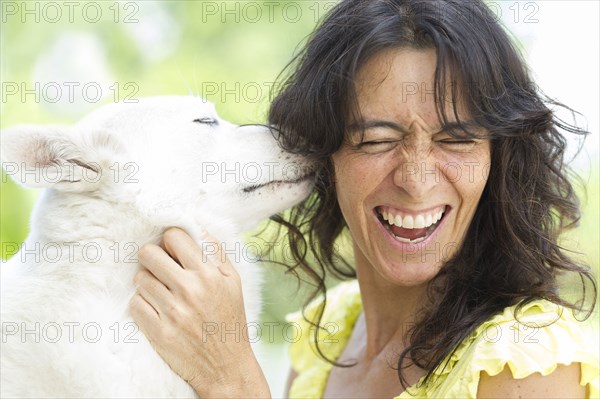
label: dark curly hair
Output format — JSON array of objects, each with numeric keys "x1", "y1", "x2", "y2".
[{"x1": 268, "y1": 0, "x2": 597, "y2": 389}]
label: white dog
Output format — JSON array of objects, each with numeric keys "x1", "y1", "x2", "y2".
[{"x1": 0, "y1": 96, "x2": 314, "y2": 398}]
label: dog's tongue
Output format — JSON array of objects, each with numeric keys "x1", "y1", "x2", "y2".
[{"x1": 390, "y1": 225, "x2": 428, "y2": 240}]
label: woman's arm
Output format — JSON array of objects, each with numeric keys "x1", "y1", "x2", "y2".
[
  {"x1": 129, "y1": 228, "x2": 271, "y2": 398},
  {"x1": 477, "y1": 363, "x2": 585, "y2": 399},
  {"x1": 284, "y1": 368, "x2": 298, "y2": 398}
]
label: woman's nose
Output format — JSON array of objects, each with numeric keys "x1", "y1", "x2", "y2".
[{"x1": 391, "y1": 141, "x2": 441, "y2": 200}]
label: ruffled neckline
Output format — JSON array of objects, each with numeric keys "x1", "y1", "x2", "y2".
[{"x1": 288, "y1": 281, "x2": 599, "y2": 398}]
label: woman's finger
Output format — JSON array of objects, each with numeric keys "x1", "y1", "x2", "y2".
[
  {"x1": 161, "y1": 228, "x2": 214, "y2": 272},
  {"x1": 134, "y1": 269, "x2": 176, "y2": 316},
  {"x1": 129, "y1": 292, "x2": 160, "y2": 326},
  {"x1": 138, "y1": 243, "x2": 186, "y2": 291},
  {"x1": 200, "y1": 232, "x2": 239, "y2": 278}
]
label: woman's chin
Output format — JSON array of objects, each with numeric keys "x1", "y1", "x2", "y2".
[{"x1": 374, "y1": 257, "x2": 443, "y2": 288}]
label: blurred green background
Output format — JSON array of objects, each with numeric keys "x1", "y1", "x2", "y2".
[{"x1": 1, "y1": 1, "x2": 598, "y2": 396}]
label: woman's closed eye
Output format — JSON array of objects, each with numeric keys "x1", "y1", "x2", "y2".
[
  {"x1": 434, "y1": 123, "x2": 487, "y2": 148},
  {"x1": 438, "y1": 139, "x2": 476, "y2": 145},
  {"x1": 435, "y1": 138, "x2": 481, "y2": 153},
  {"x1": 356, "y1": 139, "x2": 400, "y2": 153},
  {"x1": 434, "y1": 129, "x2": 484, "y2": 149}
]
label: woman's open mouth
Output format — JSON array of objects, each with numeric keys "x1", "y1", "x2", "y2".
[{"x1": 375, "y1": 205, "x2": 449, "y2": 244}]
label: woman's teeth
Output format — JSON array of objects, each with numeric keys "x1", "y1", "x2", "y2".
[
  {"x1": 380, "y1": 208, "x2": 444, "y2": 229},
  {"x1": 377, "y1": 206, "x2": 446, "y2": 244}
]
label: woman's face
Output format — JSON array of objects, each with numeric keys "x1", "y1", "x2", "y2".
[{"x1": 332, "y1": 48, "x2": 491, "y2": 287}]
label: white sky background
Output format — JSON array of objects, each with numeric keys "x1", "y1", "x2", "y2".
[{"x1": 499, "y1": 0, "x2": 600, "y2": 173}]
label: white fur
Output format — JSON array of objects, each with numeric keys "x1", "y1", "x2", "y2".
[{"x1": 0, "y1": 96, "x2": 313, "y2": 398}]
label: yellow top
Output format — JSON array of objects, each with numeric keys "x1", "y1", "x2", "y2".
[{"x1": 287, "y1": 280, "x2": 600, "y2": 398}]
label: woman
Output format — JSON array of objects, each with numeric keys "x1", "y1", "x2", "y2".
[{"x1": 130, "y1": 0, "x2": 599, "y2": 397}]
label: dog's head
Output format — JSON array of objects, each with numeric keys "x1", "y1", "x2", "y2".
[{"x1": 1, "y1": 96, "x2": 314, "y2": 234}]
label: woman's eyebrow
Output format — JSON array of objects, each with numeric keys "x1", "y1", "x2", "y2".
[
  {"x1": 436, "y1": 121, "x2": 487, "y2": 137},
  {"x1": 347, "y1": 119, "x2": 482, "y2": 134},
  {"x1": 347, "y1": 120, "x2": 410, "y2": 133}
]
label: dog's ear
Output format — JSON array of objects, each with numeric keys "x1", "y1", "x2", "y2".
[{"x1": 0, "y1": 125, "x2": 101, "y2": 191}]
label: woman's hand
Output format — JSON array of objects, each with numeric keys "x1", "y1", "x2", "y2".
[{"x1": 129, "y1": 227, "x2": 270, "y2": 398}]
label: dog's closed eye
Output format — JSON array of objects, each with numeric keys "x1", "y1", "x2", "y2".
[{"x1": 193, "y1": 117, "x2": 219, "y2": 126}]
